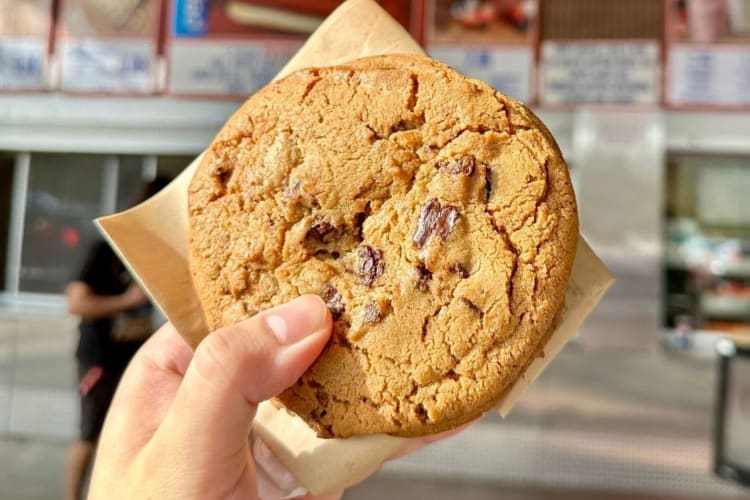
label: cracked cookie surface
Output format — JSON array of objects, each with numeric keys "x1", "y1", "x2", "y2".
[{"x1": 188, "y1": 54, "x2": 578, "y2": 438}]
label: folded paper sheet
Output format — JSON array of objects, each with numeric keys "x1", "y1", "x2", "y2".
[{"x1": 97, "y1": 0, "x2": 613, "y2": 494}]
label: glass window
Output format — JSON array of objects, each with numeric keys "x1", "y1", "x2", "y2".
[
  {"x1": 664, "y1": 154, "x2": 750, "y2": 334},
  {"x1": 19, "y1": 153, "x2": 106, "y2": 294},
  {"x1": 116, "y1": 155, "x2": 148, "y2": 212}
]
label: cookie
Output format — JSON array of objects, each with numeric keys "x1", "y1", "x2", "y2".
[{"x1": 188, "y1": 54, "x2": 578, "y2": 438}]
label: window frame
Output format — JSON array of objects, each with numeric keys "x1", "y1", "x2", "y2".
[
  {"x1": 0, "y1": 152, "x2": 150, "y2": 313},
  {"x1": 713, "y1": 339, "x2": 750, "y2": 487}
]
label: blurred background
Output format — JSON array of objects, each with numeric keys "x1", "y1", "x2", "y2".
[{"x1": 1, "y1": 0, "x2": 750, "y2": 499}]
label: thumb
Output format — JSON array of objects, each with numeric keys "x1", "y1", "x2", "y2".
[{"x1": 152, "y1": 295, "x2": 331, "y2": 485}]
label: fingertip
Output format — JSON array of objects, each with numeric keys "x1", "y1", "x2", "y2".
[{"x1": 293, "y1": 294, "x2": 333, "y2": 330}]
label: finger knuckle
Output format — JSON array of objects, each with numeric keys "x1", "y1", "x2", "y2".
[
  {"x1": 194, "y1": 330, "x2": 235, "y2": 383},
  {"x1": 193, "y1": 321, "x2": 274, "y2": 388}
]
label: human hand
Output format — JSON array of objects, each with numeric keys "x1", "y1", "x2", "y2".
[
  {"x1": 121, "y1": 282, "x2": 149, "y2": 309},
  {"x1": 88, "y1": 294, "x2": 468, "y2": 500}
]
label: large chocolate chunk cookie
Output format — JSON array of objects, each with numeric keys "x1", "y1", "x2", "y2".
[{"x1": 188, "y1": 54, "x2": 578, "y2": 438}]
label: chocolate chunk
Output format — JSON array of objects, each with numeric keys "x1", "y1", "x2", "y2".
[
  {"x1": 363, "y1": 302, "x2": 383, "y2": 324},
  {"x1": 438, "y1": 154, "x2": 475, "y2": 176},
  {"x1": 307, "y1": 216, "x2": 335, "y2": 242},
  {"x1": 451, "y1": 263, "x2": 469, "y2": 279},
  {"x1": 413, "y1": 199, "x2": 441, "y2": 249},
  {"x1": 453, "y1": 154, "x2": 476, "y2": 175},
  {"x1": 357, "y1": 245, "x2": 385, "y2": 286},
  {"x1": 413, "y1": 199, "x2": 461, "y2": 248},
  {"x1": 415, "y1": 403, "x2": 428, "y2": 422},
  {"x1": 434, "y1": 206, "x2": 460, "y2": 241},
  {"x1": 321, "y1": 284, "x2": 344, "y2": 319},
  {"x1": 415, "y1": 264, "x2": 432, "y2": 292},
  {"x1": 315, "y1": 390, "x2": 329, "y2": 406}
]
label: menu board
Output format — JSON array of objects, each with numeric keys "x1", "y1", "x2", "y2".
[
  {"x1": 167, "y1": 0, "x2": 419, "y2": 98},
  {"x1": 424, "y1": 0, "x2": 537, "y2": 103},
  {"x1": 540, "y1": 41, "x2": 660, "y2": 105},
  {"x1": 57, "y1": 0, "x2": 162, "y2": 93},
  {"x1": 666, "y1": 0, "x2": 750, "y2": 107},
  {"x1": 537, "y1": 0, "x2": 663, "y2": 105},
  {"x1": 0, "y1": 0, "x2": 53, "y2": 90}
]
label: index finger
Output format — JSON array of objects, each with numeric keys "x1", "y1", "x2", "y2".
[{"x1": 98, "y1": 322, "x2": 194, "y2": 460}]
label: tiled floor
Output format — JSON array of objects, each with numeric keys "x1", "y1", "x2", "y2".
[
  {"x1": 345, "y1": 474, "x2": 736, "y2": 500},
  {"x1": 2, "y1": 436, "x2": 741, "y2": 500},
  {"x1": 1, "y1": 313, "x2": 748, "y2": 498},
  {"x1": 0, "y1": 437, "x2": 67, "y2": 500}
]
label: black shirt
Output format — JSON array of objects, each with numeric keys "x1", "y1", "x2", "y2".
[{"x1": 75, "y1": 241, "x2": 150, "y2": 375}]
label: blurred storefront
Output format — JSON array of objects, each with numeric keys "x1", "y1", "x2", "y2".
[{"x1": 1, "y1": 0, "x2": 750, "y2": 499}]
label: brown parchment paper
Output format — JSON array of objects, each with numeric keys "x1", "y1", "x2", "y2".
[{"x1": 96, "y1": 0, "x2": 613, "y2": 494}]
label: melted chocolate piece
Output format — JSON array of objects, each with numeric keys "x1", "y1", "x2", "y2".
[
  {"x1": 321, "y1": 284, "x2": 344, "y2": 319},
  {"x1": 452, "y1": 154, "x2": 476, "y2": 175},
  {"x1": 307, "y1": 216, "x2": 335, "y2": 241},
  {"x1": 438, "y1": 154, "x2": 475, "y2": 176},
  {"x1": 316, "y1": 390, "x2": 329, "y2": 406},
  {"x1": 451, "y1": 263, "x2": 469, "y2": 279},
  {"x1": 415, "y1": 263, "x2": 432, "y2": 292},
  {"x1": 357, "y1": 245, "x2": 385, "y2": 286},
  {"x1": 413, "y1": 199, "x2": 461, "y2": 248},
  {"x1": 415, "y1": 403, "x2": 428, "y2": 422},
  {"x1": 413, "y1": 199, "x2": 441, "y2": 249},
  {"x1": 434, "y1": 206, "x2": 459, "y2": 241}
]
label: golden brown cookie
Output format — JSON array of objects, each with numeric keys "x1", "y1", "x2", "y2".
[{"x1": 188, "y1": 54, "x2": 578, "y2": 438}]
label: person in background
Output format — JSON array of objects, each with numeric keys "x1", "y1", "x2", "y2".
[{"x1": 63, "y1": 177, "x2": 169, "y2": 500}]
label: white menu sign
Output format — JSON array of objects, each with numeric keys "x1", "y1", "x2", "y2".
[
  {"x1": 0, "y1": 38, "x2": 48, "y2": 90},
  {"x1": 60, "y1": 39, "x2": 157, "y2": 93},
  {"x1": 168, "y1": 40, "x2": 302, "y2": 96},
  {"x1": 429, "y1": 46, "x2": 534, "y2": 103},
  {"x1": 540, "y1": 41, "x2": 660, "y2": 105},
  {"x1": 667, "y1": 45, "x2": 750, "y2": 107}
]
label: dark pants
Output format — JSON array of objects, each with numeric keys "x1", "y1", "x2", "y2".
[{"x1": 77, "y1": 364, "x2": 122, "y2": 443}]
